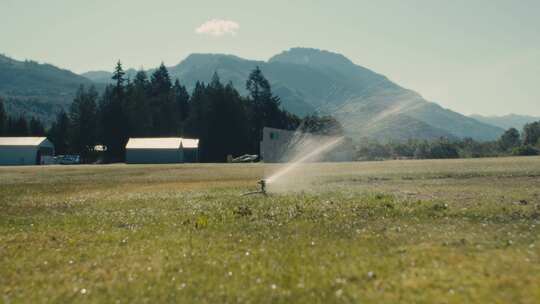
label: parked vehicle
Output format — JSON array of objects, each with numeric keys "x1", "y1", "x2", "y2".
[
  {"x1": 232, "y1": 154, "x2": 259, "y2": 163},
  {"x1": 55, "y1": 155, "x2": 81, "y2": 165}
]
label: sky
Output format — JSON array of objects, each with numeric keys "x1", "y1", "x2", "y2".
[{"x1": 0, "y1": 0, "x2": 539, "y2": 116}]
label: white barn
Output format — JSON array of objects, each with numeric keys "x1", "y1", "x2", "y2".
[
  {"x1": 125, "y1": 137, "x2": 199, "y2": 164},
  {"x1": 0, "y1": 137, "x2": 55, "y2": 165}
]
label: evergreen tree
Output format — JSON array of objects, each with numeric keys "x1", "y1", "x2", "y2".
[
  {"x1": 523, "y1": 121, "x2": 540, "y2": 146},
  {"x1": 99, "y1": 86, "x2": 128, "y2": 161},
  {"x1": 48, "y1": 110, "x2": 70, "y2": 155},
  {"x1": 29, "y1": 117, "x2": 45, "y2": 135},
  {"x1": 222, "y1": 82, "x2": 251, "y2": 158},
  {"x1": 0, "y1": 98, "x2": 6, "y2": 135},
  {"x1": 184, "y1": 73, "x2": 251, "y2": 162},
  {"x1": 112, "y1": 61, "x2": 126, "y2": 89},
  {"x1": 498, "y1": 128, "x2": 521, "y2": 151},
  {"x1": 99, "y1": 62, "x2": 130, "y2": 161},
  {"x1": 173, "y1": 79, "x2": 190, "y2": 123},
  {"x1": 126, "y1": 70, "x2": 152, "y2": 136},
  {"x1": 246, "y1": 66, "x2": 287, "y2": 153},
  {"x1": 185, "y1": 81, "x2": 212, "y2": 160},
  {"x1": 70, "y1": 85, "x2": 98, "y2": 161},
  {"x1": 5, "y1": 117, "x2": 14, "y2": 136},
  {"x1": 10, "y1": 116, "x2": 29, "y2": 136},
  {"x1": 150, "y1": 63, "x2": 175, "y2": 135}
]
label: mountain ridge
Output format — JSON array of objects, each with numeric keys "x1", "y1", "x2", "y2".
[
  {"x1": 1, "y1": 48, "x2": 504, "y2": 141},
  {"x1": 469, "y1": 114, "x2": 540, "y2": 130}
]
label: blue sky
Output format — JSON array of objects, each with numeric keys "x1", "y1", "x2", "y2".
[{"x1": 1, "y1": 0, "x2": 539, "y2": 116}]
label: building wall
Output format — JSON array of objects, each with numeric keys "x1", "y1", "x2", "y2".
[
  {"x1": 260, "y1": 127, "x2": 355, "y2": 163},
  {"x1": 260, "y1": 127, "x2": 295, "y2": 163},
  {"x1": 126, "y1": 149, "x2": 182, "y2": 164},
  {"x1": 183, "y1": 148, "x2": 199, "y2": 163},
  {"x1": 0, "y1": 147, "x2": 38, "y2": 165}
]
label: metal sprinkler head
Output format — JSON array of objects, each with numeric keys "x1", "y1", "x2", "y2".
[
  {"x1": 242, "y1": 179, "x2": 268, "y2": 196},
  {"x1": 258, "y1": 179, "x2": 267, "y2": 194}
]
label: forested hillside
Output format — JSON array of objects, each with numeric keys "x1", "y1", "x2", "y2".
[{"x1": 0, "y1": 54, "x2": 95, "y2": 123}]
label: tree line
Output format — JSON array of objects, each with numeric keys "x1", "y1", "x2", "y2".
[
  {"x1": 2, "y1": 61, "x2": 539, "y2": 162},
  {"x1": 1, "y1": 62, "x2": 340, "y2": 163},
  {"x1": 356, "y1": 122, "x2": 540, "y2": 160},
  {"x1": 0, "y1": 101, "x2": 46, "y2": 137}
]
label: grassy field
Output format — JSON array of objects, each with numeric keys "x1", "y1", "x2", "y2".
[{"x1": 1, "y1": 157, "x2": 540, "y2": 303}]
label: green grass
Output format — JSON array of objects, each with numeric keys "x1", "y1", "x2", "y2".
[{"x1": 1, "y1": 157, "x2": 540, "y2": 303}]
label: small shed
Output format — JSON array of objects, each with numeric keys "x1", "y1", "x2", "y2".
[
  {"x1": 0, "y1": 137, "x2": 55, "y2": 165},
  {"x1": 125, "y1": 137, "x2": 199, "y2": 164}
]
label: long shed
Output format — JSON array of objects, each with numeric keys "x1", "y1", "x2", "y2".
[
  {"x1": 0, "y1": 137, "x2": 55, "y2": 165},
  {"x1": 125, "y1": 138, "x2": 199, "y2": 164}
]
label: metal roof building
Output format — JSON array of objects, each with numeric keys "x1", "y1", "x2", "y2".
[
  {"x1": 0, "y1": 137, "x2": 55, "y2": 165},
  {"x1": 125, "y1": 137, "x2": 199, "y2": 164}
]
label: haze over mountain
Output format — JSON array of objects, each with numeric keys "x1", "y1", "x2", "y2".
[
  {"x1": 2, "y1": 48, "x2": 505, "y2": 141},
  {"x1": 469, "y1": 114, "x2": 540, "y2": 131}
]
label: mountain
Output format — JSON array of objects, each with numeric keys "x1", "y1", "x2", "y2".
[
  {"x1": 81, "y1": 68, "x2": 139, "y2": 84},
  {"x1": 469, "y1": 114, "x2": 540, "y2": 131},
  {"x1": 91, "y1": 49, "x2": 500, "y2": 141},
  {"x1": 162, "y1": 48, "x2": 503, "y2": 141},
  {"x1": 1, "y1": 49, "x2": 504, "y2": 141},
  {"x1": 0, "y1": 54, "x2": 94, "y2": 123}
]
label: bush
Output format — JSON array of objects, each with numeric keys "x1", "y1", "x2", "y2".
[
  {"x1": 428, "y1": 141, "x2": 459, "y2": 159},
  {"x1": 512, "y1": 145, "x2": 539, "y2": 156}
]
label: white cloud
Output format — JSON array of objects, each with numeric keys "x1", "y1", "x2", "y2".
[{"x1": 195, "y1": 19, "x2": 240, "y2": 37}]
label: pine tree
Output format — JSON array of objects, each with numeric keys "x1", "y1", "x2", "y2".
[
  {"x1": 99, "y1": 85, "x2": 128, "y2": 161},
  {"x1": 70, "y1": 85, "x2": 98, "y2": 161},
  {"x1": 150, "y1": 63, "x2": 175, "y2": 135},
  {"x1": 173, "y1": 79, "x2": 190, "y2": 123},
  {"x1": 0, "y1": 98, "x2": 6, "y2": 136},
  {"x1": 112, "y1": 61, "x2": 126, "y2": 90},
  {"x1": 99, "y1": 62, "x2": 130, "y2": 161},
  {"x1": 185, "y1": 81, "x2": 211, "y2": 160},
  {"x1": 11, "y1": 116, "x2": 29, "y2": 136},
  {"x1": 498, "y1": 128, "x2": 521, "y2": 151},
  {"x1": 223, "y1": 82, "x2": 251, "y2": 157},
  {"x1": 523, "y1": 121, "x2": 540, "y2": 146},
  {"x1": 29, "y1": 117, "x2": 45, "y2": 136},
  {"x1": 246, "y1": 66, "x2": 284, "y2": 153},
  {"x1": 150, "y1": 63, "x2": 172, "y2": 93},
  {"x1": 126, "y1": 70, "x2": 152, "y2": 136},
  {"x1": 48, "y1": 110, "x2": 70, "y2": 155}
]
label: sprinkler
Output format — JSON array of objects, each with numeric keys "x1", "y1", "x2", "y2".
[
  {"x1": 242, "y1": 179, "x2": 268, "y2": 196},
  {"x1": 258, "y1": 179, "x2": 267, "y2": 194}
]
